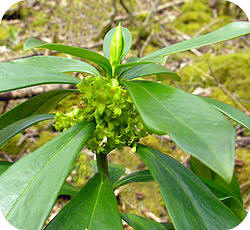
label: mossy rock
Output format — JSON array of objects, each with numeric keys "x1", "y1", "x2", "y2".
[
  {"x1": 174, "y1": 0, "x2": 233, "y2": 36},
  {"x1": 118, "y1": 182, "x2": 166, "y2": 218},
  {"x1": 179, "y1": 53, "x2": 250, "y2": 109},
  {"x1": 56, "y1": 93, "x2": 81, "y2": 113},
  {"x1": 110, "y1": 147, "x2": 166, "y2": 218},
  {"x1": 30, "y1": 130, "x2": 57, "y2": 151},
  {"x1": 110, "y1": 147, "x2": 143, "y2": 171},
  {"x1": 0, "y1": 133, "x2": 27, "y2": 155},
  {"x1": 235, "y1": 148, "x2": 250, "y2": 209},
  {"x1": 181, "y1": 1, "x2": 211, "y2": 13},
  {"x1": 174, "y1": 1, "x2": 212, "y2": 35},
  {"x1": 141, "y1": 135, "x2": 186, "y2": 162},
  {"x1": 72, "y1": 152, "x2": 93, "y2": 187}
]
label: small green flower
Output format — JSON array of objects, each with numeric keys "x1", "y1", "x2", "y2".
[{"x1": 54, "y1": 76, "x2": 149, "y2": 155}]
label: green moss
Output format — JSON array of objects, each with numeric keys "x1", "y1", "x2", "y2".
[
  {"x1": 110, "y1": 148, "x2": 166, "y2": 217},
  {"x1": 31, "y1": 12, "x2": 49, "y2": 28},
  {"x1": 174, "y1": 0, "x2": 233, "y2": 36},
  {"x1": 118, "y1": 182, "x2": 165, "y2": 217},
  {"x1": 12, "y1": 41, "x2": 24, "y2": 51},
  {"x1": 0, "y1": 134, "x2": 26, "y2": 155},
  {"x1": 180, "y1": 11, "x2": 211, "y2": 24},
  {"x1": 209, "y1": 16, "x2": 233, "y2": 31},
  {"x1": 30, "y1": 131, "x2": 57, "y2": 151},
  {"x1": 0, "y1": 26, "x2": 9, "y2": 41},
  {"x1": 141, "y1": 135, "x2": 185, "y2": 162},
  {"x1": 136, "y1": 12, "x2": 148, "y2": 21},
  {"x1": 72, "y1": 152, "x2": 93, "y2": 187},
  {"x1": 110, "y1": 147, "x2": 142, "y2": 171},
  {"x1": 180, "y1": 53, "x2": 250, "y2": 109},
  {"x1": 175, "y1": 1, "x2": 212, "y2": 35},
  {"x1": 235, "y1": 148, "x2": 250, "y2": 209},
  {"x1": 32, "y1": 19, "x2": 49, "y2": 28},
  {"x1": 20, "y1": 8, "x2": 30, "y2": 19},
  {"x1": 181, "y1": 1, "x2": 210, "y2": 13},
  {"x1": 56, "y1": 94, "x2": 81, "y2": 113},
  {"x1": 144, "y1": 44, "x2": 158, "y2": 56}
]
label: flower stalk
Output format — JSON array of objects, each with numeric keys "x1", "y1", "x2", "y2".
[{"x1": 96, "y1": 153, "x2": 109, "y2": 177}]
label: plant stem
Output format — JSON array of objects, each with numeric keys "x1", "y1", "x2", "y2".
[{"x1": 96, "y1": 153, "x2": 109, "y2": 177}]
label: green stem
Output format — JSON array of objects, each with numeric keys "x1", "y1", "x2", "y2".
[{"x1": 96, "y1": 153, "x2": 109, "y2": 177}]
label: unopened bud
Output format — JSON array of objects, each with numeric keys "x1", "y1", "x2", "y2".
[{"x1": 110, "y1": 24, "x2": 125, "y2": 71}]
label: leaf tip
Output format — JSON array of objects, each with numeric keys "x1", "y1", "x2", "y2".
[{"x1": 24, "y1": 38, "x2": 47, "y2": 51}]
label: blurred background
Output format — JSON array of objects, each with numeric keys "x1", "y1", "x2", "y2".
[{"x1": 0, "y1": 0, "x2": 249, "y2": 228}]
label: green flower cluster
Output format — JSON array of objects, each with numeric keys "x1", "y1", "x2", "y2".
[{"x1": 54, "y1": 76, "x2": 148, "y2": 154}]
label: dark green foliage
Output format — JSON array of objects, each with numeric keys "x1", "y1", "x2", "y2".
[
  {"x1": 0, "y1": 22, "x2": 249, "y2": 230},
  {"x1": 46, "y1": 173, "x2": 123, "y2": 230}
]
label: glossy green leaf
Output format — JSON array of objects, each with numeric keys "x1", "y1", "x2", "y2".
[
  {"x1": 113, "y1": 170, "x2": 153, "y2": 190},
  {"x1": 0, "y1": 114, "x2": 54, "y2": 146},
  {"x1": 91, "y1": 161, "x2": 125, "y2": 184},
  {"x1": 137, "y1": 145, "x2": 240, "y2": 230},
  {"x1": 161, "y1": 223, "x2": 176, "y2": 230},
  {"x1": 121, "y1": 213, "x2": 167, "y2": 230},
  {"x1": 24, "y1": 38, "x2": 112, "y2": 76},
  {"x1": 141, "y1": 22, "x2": 250, "y2": 60},
  {"x1": 14, "y1": 56, "x2": 100, "y2": 76},
  {"x1": 121, "y1": 63, "x2": 180, "y2": 81},
  {"x1": 126, "y1": 56, "x2": 139, "y2": 63},
  {"x1": 190, "y1": 156, "x2": 245, "y2": 220},
  {"x1": 103, "y1": 26, "x2": 132, "y2": 60},
  {"x1": 117, "y1": 56, "x2": 139, "y2": 76},
  {"x1": 46, "y1": 173, "x2": 123, "y2": 230},
  {"x1": 58, "y1": 182, "x2": 80, "y2": 197},
  {"x1": 0, "y1": 89, "x2": 77, "y2": 131},
  {"x1": 0, "y1": 161, "x2": 80, "y2": 198},
  {"x1": 200, "y1": 97, "x2": 250, "y2": 129},
  {"x1": 0, "y1": 62, "x2": 80, "y2": 93},
  {"x1": 201, "y1": 177, "x2": 246, "y2": 221},
  {"x1": 219, "y1": 197, "x2": 246, "y2": 222},
  {"x1": 0, "y1": 121, "x2": 95, "y2": 230},
  {"x1": 0, "y1": 161, "x2": 12, "y2": 175},
  {"x1": 190, "y1": 156, "x2": 242, "y2": 203},
  {"x1": 123, "y1": 80, "x2": 236, "y2": 182},
  {"x1": 115, "y1": 55, "x2": 165, "y2": 76},
  {"x1": 108, "y1": 164, "x2": 125, "y2": 184}
]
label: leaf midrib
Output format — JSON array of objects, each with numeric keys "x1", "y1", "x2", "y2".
[
  {"x1": 143, "y1": 148, "x2": 209, "y2": 230},
  {"x1": 113, "y1": 170, "x2": 152, "y2": 189},
  {"x1": 6, "y1": 124, "x2": 90, "y2": 218},
  {"x1": 30, "y1": 43, "x2": 112, "y2": 75},
  {"x1": 135, "y1": 82, "x2": 224, "y2": 173},
  {"x1": 87, "y1": 174, "x2": 105, "y2": 229}
]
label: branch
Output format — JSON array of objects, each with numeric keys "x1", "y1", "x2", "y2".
[
  {"x1": 119, "y1": 0, "x2": 131, "y2": 15},
  {"x1": 94, "y1": 0, "x2": 118, "y2": 41},
  {"x1": 97, "y1": 0, "x2": 188, "y2": 37},
  {"x1": 138, "y1": 32, "x2": 153, "y2": 57},
  {"x1": 207, "y1": 61, "x2": 248, "y2": 113},
  {"x1": 0, "y1": 85, "x2": 75, "y2": 101}
]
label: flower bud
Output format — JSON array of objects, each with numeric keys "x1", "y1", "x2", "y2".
[{"x1": 110, "y1": 24, "x2": 125, "y2": 71}]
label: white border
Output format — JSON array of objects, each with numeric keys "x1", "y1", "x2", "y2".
[
  {"x1": 0, "y1": 0, "x2": 249, "y2": 229},
  {"x1": 228, "y1": 0, "x2": 250, "y2": 21},
  {"x1": 0, "y1": 0, "x2": 24, "y2": 23}
]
